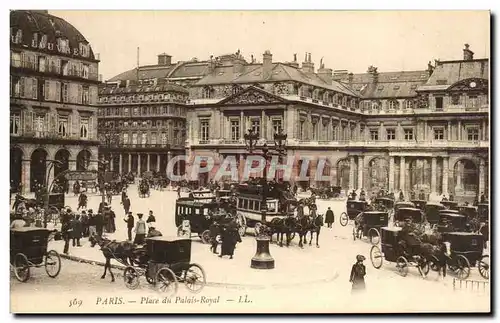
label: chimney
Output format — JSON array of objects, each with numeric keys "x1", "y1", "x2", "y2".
[
  {"x1": 263, "y1": 50, "x2": 273, "y2": 79},
  {"x1": 233, "y1": 51, "x2": 245, "y2": 75},
  {"x1": 301, "y1": 52, "x2": 315, "y2": 74},
  {"x1": 157, "y1": 53, "x2": 172, "y2": 65},
  {"x1": 287, "y1": 53, "x2": 299, "y2": 68},
  {"x1": 333, "y1": 70, "x2": 349, "y2": 82},
  {"x1": 317, "y1": 60, "x2": 332, "y2": 85},
  {"x1": 348, "y1": 73, "x2": 354, "y2": 84},
  {"x1": 463, "y1": 44, "x2": 474, "y2": 61},
  {"x1": 367, "y1": 65, "x2": 378, "y2": 83}
]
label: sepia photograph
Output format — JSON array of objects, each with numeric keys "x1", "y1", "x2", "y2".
[{"x1": 7, "y1": 8, "x2": 491, "y2": 314}]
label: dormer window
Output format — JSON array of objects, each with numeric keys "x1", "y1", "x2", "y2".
[
  {"x1": 79, "y1": 43, "x2": 89, "y2": 57},
  {"x1": 12, "y1": 29, "x2": 22, "y2": 44},
  {"x1": 31, "y1": 33, "x2": 38, "y2": 48},
  {"x1": 371, "y1": 101, "x2": 380, "y2": 111},
  {"x1": 388, "y1": 100, "x2": 399, "y2": 110},
  {"x1": 39, "y1": 34, "x2": 47, "y2": 49},
  {"x1": 404, "y1": 100, "x2": 414, "y2": 109},
  {"x1": 57, "y1": 38, "x2": 70, "y2": 54}
]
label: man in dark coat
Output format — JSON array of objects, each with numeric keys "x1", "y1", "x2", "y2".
[
  {"x1": 70, "y1": 214, "x2": 82, "y2": 247},
  {"x1": 80, "y1": 210, "x2": 89, "y2": 237},
  {"x1": 146, "y1": 210, "x2": 156, "y2": 228},
  {"x1": 325, "y1": 207, "x2": 334, "y2": 228},
  {"x1": 87, "y1": 209, "x2": 96, "y2": 239},
  {"x1": 77, "y1": 192, "x2": 87, "y2": 211},
  {"x1": 104, "y1": 207, "x2": 116, "y2": 233},
  {"x1": 95, "y1": 212, "x2": 104, "y2": 237},
  {"x1": 122, "y1": 196, "x2": 131, "y2": 215},
  {"x1": 209, "y1": 221, "x2": 220, "y2": 254},
  {"x1": 219, "y1": 222, "x2": 241, "y2": 259},
  {"x1": 350, "y1": 255, "x2": 367, "y2": 293},
  {"x1": 124, "y1": 212, "x2": 134, "y2": 241},
  {"x1": 62, "y1": 214, "x2": 74, "y2": 254}
]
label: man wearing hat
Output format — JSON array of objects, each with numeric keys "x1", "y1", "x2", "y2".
[
  {"x1": 133, "y1": 213, "x2": 147, "y2": 245},
  {"x1": 350, "y1": 255, "x2": 367, "y2": 292},
  {"x1": 87, "y1": 209, "x2": 97, "y2": 239},
  {"x1": 325, "y1": 207, "x2": 334, "y2": 228},
  {"x1": 147, "y1": 225, "x2": 163, "y2": 238},
  {"x1": 124, "y1": 212, "x2": 135, "y2": 241},
  {"x1": 146, "y1": 210, "x2": 156, "y2": 230}
]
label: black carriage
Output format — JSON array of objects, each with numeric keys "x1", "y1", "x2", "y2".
[
  {"x1": 10, "y1": 227, "x2": 61, "y2": 282},
  {"x1": 441, "y1": 200, "x2": 459, "y2": 210},
  {"x1": 411, "y1": 200, "x2": 427, "y2": 211},
  {"x1": 123, "y1": 237, "x2": 206, "y2": 294},
  {"x1": 394, "y1": 207, "x2": 424, "y2": 226},
  {"x1": 370, "y1": 227, "x2": 429, "y2": 277},
  {"x1": 440, "y1": 232, "x2": 487, "y2": 280},
  {"x1": 437, "y1": 212, "x2": 467, "y2": 233},
  {"x1": 458, "y1": 205, "x2": 478, "y2": 220},
  {"x1": 138, "y1": 181, "x2": 150, "y2": 198},
  {"x1": 395, "y1": 201, "x2": 416, "y2": 212},
  {"x1": 353, "y1": 211, "x2": 388, "y2": 245},
  {"x1": 339, "y1": 200, "x2": 368, "y2": 226},
  {"x1": 424, "y1": 202, "x2": 446, "y2": 225}
]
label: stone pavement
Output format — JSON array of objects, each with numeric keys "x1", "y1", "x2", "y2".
[{"x1": 48, "y1": 233, "x2": 339, "y2": 289}]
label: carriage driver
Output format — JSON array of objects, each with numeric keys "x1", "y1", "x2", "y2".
[{"x1": 354, "y1": 212, "x2": 365, "y2": 237}]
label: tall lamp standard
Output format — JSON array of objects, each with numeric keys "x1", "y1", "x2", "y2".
[{"x1": 244, "y1": 128, "x2": 287, "y2": 270}]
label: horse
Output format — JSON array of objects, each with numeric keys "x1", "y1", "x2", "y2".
[
  {"x1": 89, "y1": 235, "x2": 136, "y2": 282},
  {"x1": 419, "y1": 241, "x2": 451, "y2": 280},
  {"x1": 295, "y1": 214, "x2": 313, "y2": 248},
  {"x1": 306, "y1": 213, "x2": 324, "y2": 248},
  {"x1": 268, "y1": 216, "x2": 295, "y2": 247}
]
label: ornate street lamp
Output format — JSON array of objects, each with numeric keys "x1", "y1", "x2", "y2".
[{"x1": 244, "y1": 128, "x2": 287, "y2": 270}]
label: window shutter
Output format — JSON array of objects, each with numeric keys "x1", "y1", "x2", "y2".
[
  {"x1": 78, "y1": 85, "x2": 83, "y2": 104},
  {"x1": 88, "y1": 116, "x2": 94, "y2": 139},
  {"x1": 50, "y1": 112, "x2": 57, "y2": 134},
  {"x1": 19, "y1": 77, "x2": 25, "y2": 97},
  {"x1": 32, "y1": 78, "x2": 38, "y2": 99},
  {"x1": 68, "y1": 114, "x2": 74, "y2": 137},
  {"x1": 24, "y1": 110, "x2": 33, "y2": 132}
]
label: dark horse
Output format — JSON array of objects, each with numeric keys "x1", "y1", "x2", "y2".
[
  {"x1": 89, "y1": 235, "x2": 136, "y2": 282},
  {"x1": 306, "y1": 213, "x2": 324, "y2": 248},
  {"x1": 268, "y1": 216, "x2": 295, "y2": 247},
  {"x1": 418, "y1": 240, "x2": 451, "y2": 279}
]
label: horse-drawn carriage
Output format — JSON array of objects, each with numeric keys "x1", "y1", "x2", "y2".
[
  {"x1": 123, "y1": 237, "x2": 206, "y2": 294},
  {"x1": 374, "y1": 197, "x2": 395, "y2": 218},
  {"x1": 339, "y1": 200, "x2": 368, "y2": 226},
  {"x1": 438, "y1": 232, "x2": 487, "y2": 280},
  {"x1": 424, "y1": 202, "x2": 446, "y2": 226},
  {"x1": 353, "y1": 211, "x2": 388, "y2": 245},
  {"x1": 10, "y1": 227, "x2": 61, "y2": 282},
  {"x1": 370, "y1": 227, "x2": 430, "y2": 277},
  {"x1": 394, "y1": 207, "x2": 424, "y2": 228},
  {"x1": 441, "y1": 200, "x2": 459, "y2": 211},
  {"x1": 138, "y1": 180, "x2": 150, "y2": 198},
  {"x1": 411, "y1": 200, "x2": 427, "y2": 211},
  {"x1": 477, "y1": 203, "x2": 489, "y2": 222},
  {"x1": 310, "y1": 186, "x2": 343, "y2": 200},
  {"x1": 459, "y1": 205, "x2": 478, "y2": 220}
]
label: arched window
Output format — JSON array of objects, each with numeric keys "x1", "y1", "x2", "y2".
[
  {"x1": 404, "y1": 100, "x2": 414, "y2": 109},
  {"x1": 371, "y1": 101, "x2": 380, "y2": 111},
  {"x1": 389, "y1": 100, "x2": 399, "y2": 110}
]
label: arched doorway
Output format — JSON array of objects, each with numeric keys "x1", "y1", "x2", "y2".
[
  {"x1": 337, "y1": 158, "x2": 350, "y2": 191},
  {"x1": 54, "y1": 149, "x2": 70, "y2": 190},
  {"x1": 76, "y1": 150, "x2": 92, "y2": 171},
  {"x1": 408, "y1": 158, "x2": 431, "y2": 194},
  {"x1": 453, "y1": 159, "x2": 478, "y2": 197},
  {"x1": 10, "y1": 147, "x2": 23, "y2": 192},
  {"x1": 30, "y1": 148, "x2": 48, "y2": 192},
  {"x1": 366, "y1": 157, "x2": 389, "y2": 193}
]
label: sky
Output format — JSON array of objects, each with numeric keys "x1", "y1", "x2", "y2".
[{"x1": 50, "y1": 10, "x2": 490, "y2": 81}]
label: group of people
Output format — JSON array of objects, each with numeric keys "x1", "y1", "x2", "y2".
[
  {"x1": 208, "y1": 219, "x2": 242, "y2": 259},
  {"x1": 124, "y1": 210, "x2": 161, "y2": 245}
]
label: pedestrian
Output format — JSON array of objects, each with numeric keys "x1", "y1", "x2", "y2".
[
  {"x1": 146, "y1": 210, "x2": 156, "y2": 229},
  {"x1": 77, "y1": 192, "x2": 87, "y2": 211},
  {"x1": 95, "y1": 211, "x2": 104, "y2": 237},
  {"x1": 124, "y1": 212, "x2": 134, "y2": 241},
  {"x1": 325, "y1": 207, "x2": 334, "y2": 228},
  {"x1": 80, "y1": 210, "x2": 89, "y2": 237},
  {"x1": 87, "y1": 209, "x2": 97, "y2": 239},
  {"x1": 209, "y1": 221, "x2": 220, "y2": 254},
  {"x1": 104, "y1": 206, "x2": 115, "y2": 233},
  {"x1": 133, "y1": 213, "x2": 147, "y2": 245},
  {"x1": 219, "y1": 221, "x2": 241, "y2": 259},
  {"x1": 62, "y1": 214, "x2": 74, "y2": 254},
  {"x1": 350, "y1": 255, "x2": 367, "y2": 293},
  {"x1": 70, "y1": 214, "x2": 82, "y2": 247},
  {"x1": 122, "y1": 196, "x2": 131, "y2": 215}
]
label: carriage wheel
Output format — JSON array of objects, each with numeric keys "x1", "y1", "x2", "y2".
[
  {"x1": 123, "y1": 266, "x2": 141, "y2": 290},
  {"x1": 396, "y1": 256, "x2": 409, "y2": 277},
  {"x1": 368, "y1": 228, "x2": 380, "y2": 245},
  {"x1": 417, "y1": 256, "x2": 430, "y2": 277},
  {"x1": 156, "y1": 267, "x2": 178, "y2": 295},
  {"x1": 455, "y1": 255, "x2": 471, "y2": 280},
  {"x1": 44, "y1": 250, "x2": 61, "y2": 278},
  {"x1": 236, "y1": 213, "x2": 247, "y2": 237},
  {"x1": 370, "y1": 245, "x2": 383, "y2": 269},
  {"x1": 478, "y1": 255, "x2": 489, "y2": 280},
  {"x1": 339, "y1": 212, "x2": 348, "y2": 226},
  {"x1": 183, "y1": 263, "x2": 206, "y2": 294},
  {"x1": 254, "y1": 223, "x2": 262, "y2": 236},
  {"x1": 13, "y1": 253, "x2": 30, "y2": 282},
  {"x1": 200, "y1": 230, "x2": 211, "y2": 244}
]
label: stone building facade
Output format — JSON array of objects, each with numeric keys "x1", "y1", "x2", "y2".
[{"x1": 10, "y1": 10, "x2": 100, "y2": 193}]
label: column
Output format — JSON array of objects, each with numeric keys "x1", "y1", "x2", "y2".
[
  {"x1": 457, "y1": 121, "x2": 462, "y2": 141},
  {"x1": 156, "y1": 154, "x2": 161, "y2": 172},
  {"x1": 109, "y1": 154, "x2": 114, "y2": 172},
  {"x1": 127, "y1": 154, "x2": 131, "y2": 174},
  {"x1": 119, "y1": 154, "x2": 123, "y2": 174},
  {"x1": 357, "y1": 155, "x2": 364, "y2": 189},
  {"x1": 46, "y1": 160, "x2": 54, "y2": 189},
  {"x1": 349, "y1": 156, "x2": 355, "y2": 191},
  {"x1": 478, "y1": 159, "x2": 485, "y2": 195},
  {"x1": 261, "y1": 110, "x2": 266, "y2": 140},
  {"x1": 482, "y1": 120, "x2": 486, "y2": 140},
  {"x1": 399, "y1": 156, "x2": 405, "y2": 193},
  {"x1": 21, "y1": 160, "x2": 30, "y2": 195},
  {"x1": 431, "y1": 157, "x2": 437, "y2": 194},
  {"x1": 455, "y1": 161, "x2": 462, "y2": 190},
  {"x1": 147, "y1": 153, "x2": 151, "y2": 172},
  {"x1": 137, "y1": 154, "x2": 142, "y2": 176},
  {"x1": 447, "y1": 121, "x2": 451, "y2": 140},
  {"x1": 166, "y1": 151, "x2": 172, "y2": 176},
  {"x1": 240, "y1": 111, "x2": 244, "y2": 139},
  {"x1": 423, "y1": 121, "x2": 427, "y2": 140},
  {"x1": 388, "y1": 156, "x2": 395, "y2": 192},
  {"x1": 442, "y1": 157, "x2": 449, "y2": 195}
]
